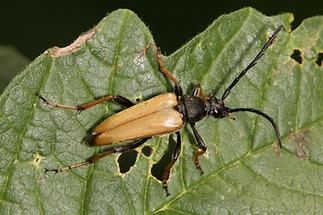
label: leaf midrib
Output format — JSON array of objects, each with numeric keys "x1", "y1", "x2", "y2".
[{"x1": 78, "y1": 11, "x2": 139, "y2": 215}]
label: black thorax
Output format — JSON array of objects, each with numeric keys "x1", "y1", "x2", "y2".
[{"x1": 177, "y1": 95, "x2": 230, "y2": 123}]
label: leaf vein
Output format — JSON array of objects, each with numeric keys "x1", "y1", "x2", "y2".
[
  {"x1": 0, "y1": 56, "x2": 53, "y2": 209},
  {"x1": 241, "y1": 162, "x2": 323, "y2": 199}
]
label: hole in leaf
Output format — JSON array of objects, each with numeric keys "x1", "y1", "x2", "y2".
[
  {"x1": 142, "y1": 146, "x2": 153, "y2": 157},
  {"x1": 135, "y1": 97, "x2": 141, "y2": 103},
  {"x1": 151, "y1": 136, "x2": 175, "y2": 181},
  {"x1": 316, "y1": 52, "x2": 323, "y2": 67},
  {"x1": 290, "y1": 49, "x2": 303, "y2": 64},
  {"x1": 118, "y1": 150, "x2": 138, "y2": 174}
]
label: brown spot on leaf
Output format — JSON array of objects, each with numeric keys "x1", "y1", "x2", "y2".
[
  {"x1": 47, "y1": 28, "x2": 97, "y2": 57},
  {"x1": 31, "y1": 153, "x2": 43, "y2": 168},
  {"x1": 288, "y1": 128, "x2": 309, "y2": 159}
]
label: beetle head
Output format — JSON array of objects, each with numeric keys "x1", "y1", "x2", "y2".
[{"x1": 208, "y1": 97, "x2": 230, "y2": 118}]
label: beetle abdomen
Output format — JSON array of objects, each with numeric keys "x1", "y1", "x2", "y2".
[
  {"x1": 92, "y1": 93, "x2": 178, "y2": 135},
  {"x1": 94, "y1": 110, "x2": 183, "y2": 145},
  {"x1": 91, "y1": 92, "x2": 183, "y2": 146}
]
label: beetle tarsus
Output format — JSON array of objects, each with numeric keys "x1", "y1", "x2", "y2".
[
  {"x1": 196, "y1": 164, "x2": 204, "y2": 175},
  {"x1": 138, "y1": 42, "x2": 155, "y2": 57},
  {"x1": 160, "y1": 131, "x2": 182, "y2": 196},
  {"x1": 76, "y1": 109, "x2": 84, "y2": 115},
  {"x1": 35, "y1": 92, "x2": 49, "y2": 105},
  {"x1": 36, "y1": 93, "x2": 78, "y2": 110},
  {"x1": 162, "y1": 160, "x2": 174, "y2": 196},
  {"x1": 194, "y1": 148, "x2": 205, "y2": 175},
  {"x1": 163, "y1": 182, "x2": 171, "y2": 197},
  {"x1": 190, "y1": 123, "x2": 207, "y2": 174},
  {"x1": 36, "y1": 93, "x2": 135, "y2": 111},
  {"x1": 156, "y1": 47, "x2": 179, "y2": 85}
]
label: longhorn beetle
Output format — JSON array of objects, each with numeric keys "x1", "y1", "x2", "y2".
[{"x1": 38, "y1": 25, "x2": 283, "y2": 196}]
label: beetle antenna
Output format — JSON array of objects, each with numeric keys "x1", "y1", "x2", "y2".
[
  {"x1": 221, "y1": 25, "x2": 284, "y2": 101},
  {"x1": 228, "y1": 107, "x2": 282, "y2": 148}
]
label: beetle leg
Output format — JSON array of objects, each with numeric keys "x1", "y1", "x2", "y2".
[
  {"x1": 155, "y1": 48, "x2": 183, "y2": 98},
  {"x1": 192, "y1": 83, "x2": 202, "y2": 96},
  {"x1": 162, "y1": 131, "x2": 181, "y2": 196},
  {"x1": 36, "y1": 93, "x2": 134, "y2": 112},
  {"x1": 77, "y1": 95, "x2": 134, "y2": 111},
  {"x1": 190, "y1": 123, "x2": 207, "y2": 175},
  {"x1": 45, "y1": 138, "x2": 150, "y2": 173},
  {"x1": 156, "y1": 48, "x2": 179, "y2": 85},
  {"x1": 192, "y1": 83, "x2": 209, "y2": 101}
]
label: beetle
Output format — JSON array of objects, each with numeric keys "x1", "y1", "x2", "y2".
[{"x1": 38, "y1": 25, "x2": 283, "y2": 196}]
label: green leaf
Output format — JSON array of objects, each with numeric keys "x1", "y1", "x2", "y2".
[
  {"x1": 1, "y1": 8, "x2": 323, "y2": 214},
  {"x1": 0, "y1": 46, "x2": 29, "y2": 93}
]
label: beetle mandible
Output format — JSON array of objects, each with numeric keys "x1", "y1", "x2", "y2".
[{"x1": 38, "y1": 25, "x2": 283, "y2": 196}]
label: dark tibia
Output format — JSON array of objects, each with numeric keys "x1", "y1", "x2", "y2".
[
  {"x1": 45, "y1": 138, "x2": 150, "y2": 173},
  {"x1": 175, "y1": 83, "x2": 183, "y2": 97},
  {"x1": 192, "y1": 83, "x2": 202, "y2": 97},
  {"x1": 192, "y1": 83, "x2": 209, "y2": 101},
  {"x1": 162, "y1": 131, "x2": 182, "y2": 196},
  {"x1": 112, "y1": 96, "x2": 134, "y2": 108}
]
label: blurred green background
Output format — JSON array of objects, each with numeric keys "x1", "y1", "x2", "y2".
[{"x1": 0, "y1": 0, "x2": 321, "y2": 92}]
